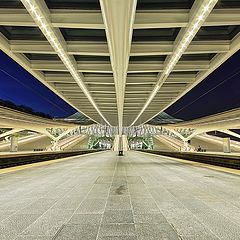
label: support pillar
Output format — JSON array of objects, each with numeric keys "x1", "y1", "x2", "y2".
[
  {"x1": 183, "y1": 141, "x2": 189, "y2": 152},
  {"x1": 223, "y1": 137, "x2": 231, "y2": 153},
  {"x1": 10, "y1": 135, "x2": 18, "y2": 152}
]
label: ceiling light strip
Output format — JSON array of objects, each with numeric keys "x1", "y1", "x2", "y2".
[
  {"x1": 130, "y1": 0, "x2": 218, "y2": 126},
  {"x1": 21, "y1": 0, "x2": 111, "y2": 126}
]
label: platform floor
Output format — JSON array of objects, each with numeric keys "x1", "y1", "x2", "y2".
[{"x1": 0, "y1": 151, "x2": 240, "y2": 240}]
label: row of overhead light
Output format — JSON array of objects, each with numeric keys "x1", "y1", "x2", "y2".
[
  {"x1": 164, "y1": 0, "x2": 218, "y2": 76},
  {"x1": 131, "y1": 0, "x2": 218, "y2": 126},
  {"x1": 21, "y1": 0, "x2": 111, "y2": 126}
]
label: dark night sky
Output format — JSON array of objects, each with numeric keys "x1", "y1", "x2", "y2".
[
  {"x1": 0, "y1": 49, "x2": 240, "y2": 121},
  {"x1": 0, "y1": 50, "x2": 75, "y2": 118},
  {"x1": 166, "y1": 50, "x2": 240, "y2": 120}
]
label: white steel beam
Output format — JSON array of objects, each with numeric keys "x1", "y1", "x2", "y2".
[
  {"x1": 147, "y1": 32, "x2": 240, "y2": 125},
  {"x1": 100, "y1": 0, "x2": 137, "y2": 135},
  {"x1": 0, "y1": 33, "x2": 100, "y2": 124},
  {"x1": 130, "y1": 0, "x2": 218, "y2": 126},
  {"x1": 130, "y1": 41, "x2": 230, "y2": 56},
  {"x1": 20, "y1": 0, "x2": 110, "y2": 125},
  {"x1": 134, "y1": 9, "x2": 240, "y2": 29},
  {"x1": 10, "y1": 41, "x2": 110, "y2": 56},
  {"x1": 10, "y1": 40, "x2": 230, "y2": 56},
  {"x1": 31, "y1": 61, "x2": 113, "y2": 73},
  {"x1": 1, "y1": 8, "x2": 240, "y2": 29},
  {"x1": 219, "y1": 129, "x2": 240, "y2": 140},
  {"x1": 31, "y1": 60, "x2": 209, "y2": 73},
  {"x1": 0, "y1": 128, "x2": 24, "y2": 139},
  {"x1": 127, "y1": 61, "x2": 209, "y2": 73}
]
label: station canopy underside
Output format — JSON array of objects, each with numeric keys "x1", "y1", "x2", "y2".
[{"x1": 0, "y1": 0, "x2": 240, "y2": 128}]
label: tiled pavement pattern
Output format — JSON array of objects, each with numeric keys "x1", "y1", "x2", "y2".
[{"x1": 0, "y1": 151, "x2": 240, "y2": 239}]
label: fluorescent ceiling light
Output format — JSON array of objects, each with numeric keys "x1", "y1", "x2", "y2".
[{"x1": 165, "y1": 0, "x2": 218, "y2": 75}]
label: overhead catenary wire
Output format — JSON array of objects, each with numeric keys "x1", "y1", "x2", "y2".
[
  {"x1": 0, "y1": 68, "x2": 71, "y2": 116},
  {"x1": 171, "y1": 67, "x2": 240, "y2": 116}
]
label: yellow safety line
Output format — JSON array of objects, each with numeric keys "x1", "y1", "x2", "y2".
[
  {"x1": 0, "y1": 151, "x2": 106, "y2": 175},
  {"x1": 139, "y1": 151, "x2": 240, "y2": 176}
]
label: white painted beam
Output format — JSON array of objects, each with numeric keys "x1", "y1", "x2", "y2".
[
  {"x1": 0, "y1": 33, "x2": 100, "y2": 124},
  {"x1": 0, "y1": 129, "x2": 24, "y2": 139},
  {"x1": 100, "y1": 0, "x2": 137, "y2": 134},
  {"x1": 219, "y1": 129, "x2": 240, "y2": 140},
  {"x1": 1, "y1": 8, "x2": 240, "y2": 29},
  {"x1": 150, "y1": 32, "x2": 240, "y2": 125},
  {"x1": 31, "y1": 61, "x2": 113, "y2": 73},
  {"x1": 134, "y1": 9, "x2": 240, "y2": 29},
  {"x1": 20, "y1": 0, "x2": 110, "y2": 125},
  {"x1": 10, "y1": 40, "x2": 110, "y2": 56},
  {"x1": 128, "y1": 61, "x2": 209, "y2": 73},
  {"x1": 32, "y1": 60, "x2": 209, "y2": 73},
  {"x1": 10, "y1": 40, "x2": 230, "y2": 56},
  {"x1": 130, "y1": 0, "x2": 218, "y2": 126},
  {"x1": 131, "y1": 41, "x2": 230, "y2": 56},
  {"x1": 51, "y1": 11, "x2": 105, "y2": 29}
]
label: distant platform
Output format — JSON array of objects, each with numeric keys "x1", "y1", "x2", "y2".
[
  {"x1": 138, "y1": 150, "x2": 240, "y2": 169},
  {"x1": 0, "y1": 150, "x2": 103, "y2": 169}
]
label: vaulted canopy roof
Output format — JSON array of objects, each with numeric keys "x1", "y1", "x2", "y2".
[{"x1": 0, "y1": 0, "x2": 240, "y2": 130}]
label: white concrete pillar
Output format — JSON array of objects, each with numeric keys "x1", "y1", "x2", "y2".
[
  {"x1": 223, "y1": 137, "x2": 231, "y2": 153},
  {"x1": 10, "y1": 135, "x2": 18, "y2": 152},
  {"x1": 183, "y1": 141, "x2": 189, "y2": 151}
]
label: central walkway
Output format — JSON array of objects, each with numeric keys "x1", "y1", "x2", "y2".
[{"x1": 0, "y1": 151, "x2": 240, "y2": 240}]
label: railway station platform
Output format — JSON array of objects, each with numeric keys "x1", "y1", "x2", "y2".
[{"x1": 0, "y1": 151, "x2": 240, "y2": 240}]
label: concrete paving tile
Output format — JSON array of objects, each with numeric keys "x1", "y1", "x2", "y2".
[
  {"x1": 0, "y1": 213, "x2": 40, "y2": 238},
  {"x1": 88, "y1": 184, "x2": 111, "y2": 196},
  {"x1": 21, "y1": 209, "x2": 73, "y2": 237},
  {"x1": 20, "y1": 198, "x2": 57, "y2": 214},
  {"x1": 193, "y1": 212, "x2": 240, "y2": 240},
  {"x1": 16, "y1": 236, "x2": 53, "y2": 240},
  {"x1": 0, "y1": 198, "x2": 35, "y2": 211},
  {"x1": 76, "y1": 198, "x2": 107, "y2": 213},
  {"x1": 68, "y1": 214, "x2": 102, "y2": 225},
  {"x1": 112, "y1": 181, "x2": 127, "y2": 187},
  {"x1": 109, "y1": 185, "x2": 129, "y2": 196},
  {"x1": 52, "y1": 196, "x2": 85, "y2": 210},
  {"x1": 127, "y1": 176, "x2": 144, "y2": 184},
  {"x1": 112, "y1": 177, "x2": 127, "y2": 186},
  {"x1": 54, "y1": 224, "x2": 99, "y2": 240},
  {"x1": 106, "y1": 196, "x2": 131, "y2": 210},
  {"x1": 0, "y1": 210, "x2": 16, "y2": 222},
  {"x1": 133, "y1": 213, "x2": 169, "y2": 224},
  {"x1": 128, "y1": 186, "x2": 151, "y2": 198},
  {"x1": 88, "y1": 190, "x2": 109, "y2": 199},
  {"x1": 98, "y1": 224, "x2": 136, "y2": 237},
  {"x1": 114, "y1": 171, "x2": 127, "y2": 177},
  {"x1": 135, "y1": 223, "x2": 179, "y2": 240},
  {"x1": 102, "y1": 210, "x2": 134, "y2": 224},
  {"x1": 95, "y1": 176, "x2": 113, "y2": 184},
  {"x1": 131, "y1": 198, "x2": 159, "y2": 214},
  {"x1": 179, "y1": 234, "x2": 219, "y2": 240},
  {"x1": 43, "y1": 188, "x2": 70, "y2": 199},
  {"x1": 163, "y1": 212, "x2": 220, "y2": 240},
  {"x1": 113, "y1": 176, "x2": 126, "y2": 181},
  {"x1": 97, "y1": 236, "x2": 137, "y2": 240}
]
